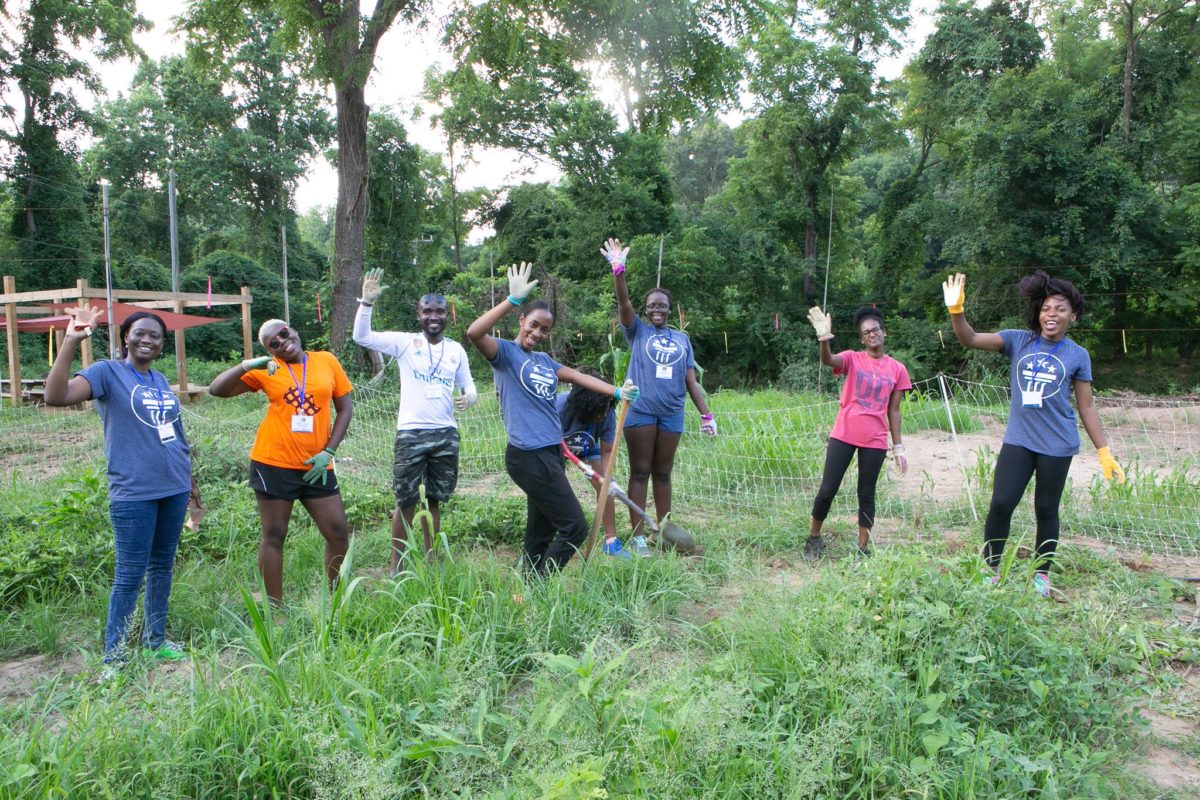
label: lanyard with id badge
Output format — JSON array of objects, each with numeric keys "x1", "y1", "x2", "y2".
[
  {"x1": 652, "y1": 329, "x2": 676, "y2": 380},
  {"x1": 126, "y1": 362, "x2": 177, "y2": 444},
  {"x1": 1021, "y1": 336, "x2": 1065, "y2": 409},
  {"x1": 422, "y1": 338, "x2": 448, "y2": 400},
  {"x1": 285, "y1": 358, "x2": 314, "y2": 433}
]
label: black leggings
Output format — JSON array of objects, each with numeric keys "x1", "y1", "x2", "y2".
[
  {"x1": 811, "y1": 437, "x2": 888, "y2": 529},
  {"x1": 504, "y1": 444, "x2": 589, "y2": 575},
  {"x1": 983, "y1": 443, "x2": 1073, "y2": 571}
]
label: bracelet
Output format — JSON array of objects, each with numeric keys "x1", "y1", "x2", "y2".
[
  {"x1": 507, "y1": 295, "x2": 524, "y2": 307},
  {"x1": 357, "y1": 299, "x2": 373, "y2": 307}
]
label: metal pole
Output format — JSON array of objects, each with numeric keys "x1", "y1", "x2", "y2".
[
  {"x1": 101, "y1": 180, "x2": 117, "y2": 359},
  {"x1": 656, "y1": 234, "x2": 664, "y2": 287},
  {"x1": 822, "y1": 188, "x2": 833, "y2": 310},
  {"x1": 489, "y1": 251, "x2": 495, "y2": 307},
  {"x1": 281, "y1": 226, "x2": 290, "y2": 325},
  {"x1": 939, "y1": 372, "x2": 979, "y2": 522},
  {"x1": 168, "y1": 170, "x2": 180, "y2": 293}
]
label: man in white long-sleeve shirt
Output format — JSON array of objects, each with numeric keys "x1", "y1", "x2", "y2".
[{"x1": 353, "y1": 268, "x2": 478, "y2": 574}]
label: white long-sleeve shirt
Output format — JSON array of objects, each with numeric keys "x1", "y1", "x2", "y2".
[{"x1": 352, "y1": 304, "x2": 478, "y2": 431}]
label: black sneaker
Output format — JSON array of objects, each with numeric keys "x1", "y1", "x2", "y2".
[{"x1": 804, "y1": 535, "x2": 824, "y2": 560}]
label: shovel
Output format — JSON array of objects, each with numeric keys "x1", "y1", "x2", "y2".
[{"x1": 563, "y1": 442, "x2": 704, "y2": 556}]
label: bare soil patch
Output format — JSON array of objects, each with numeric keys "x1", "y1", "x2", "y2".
[
  {"x1": 0, "y1": 652, "x2": 86, "y2": 699},
  {"x1": 1132, "y1": 744, "x2": 1200, "y2": 793}
]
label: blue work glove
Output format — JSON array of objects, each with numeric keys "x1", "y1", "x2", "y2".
[
  {"x1": 302, "y1": 448, "x2": 335, "y2": 485},
  {"x1": 614, "y1": 384, "x2": 640, "y2": 404}
]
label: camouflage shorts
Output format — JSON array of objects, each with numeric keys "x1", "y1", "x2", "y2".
[{"x1": 392, "y1": 427, "x2": 460, "y2": 507}]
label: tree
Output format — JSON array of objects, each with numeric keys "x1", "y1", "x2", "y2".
[
  {"x1": 184, "y1": 0, "x2": 422, "y2": 356},
  {"x1": 0, "y1": 0, "x2": 146, "y2": 289}
]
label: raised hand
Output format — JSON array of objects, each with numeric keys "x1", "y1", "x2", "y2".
[
  {"x1": 507, "y1": 262, "x2": 539, "y2": 304},
  {"x1": 65, "y1": 304, "x2": 101, "y2": 340},
  {"x1": 600, "y1": 238, "x2": 629, "y2": 275},
  {"x1": 807, "y1": 306, "x2": 833, "y2": 341},
  {"x1": 943, "y1": 273, "x2": 966, "y2": 314},
  {"x1": 360, "y1": 267, "x2": 389, "y2": 305}
]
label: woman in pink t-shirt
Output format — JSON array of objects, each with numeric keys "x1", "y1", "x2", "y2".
[{"x1": 804, "y1": 306, "x2": 912, "y2": 557}]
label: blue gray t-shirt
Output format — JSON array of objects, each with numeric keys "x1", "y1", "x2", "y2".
[
  {"x1": 1000, "y1": 330, "x2": 1093, "y2": 457},
  {"x1": 556, "y1": 392, "x2": 616, "y2": 463},
  {"x1": 622, "y1": 318, "x2": 696, "y2": 416},
  {"x1": 77, "y1": 360, "x2": 192, "y2": 501},
  {"x1": 489, "y1": 339, "x2": 563, "y2": 450}
]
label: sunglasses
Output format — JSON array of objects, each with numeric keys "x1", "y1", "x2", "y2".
[{"x1": 266, "y1": 327, "x2": 293, "y2": 350}]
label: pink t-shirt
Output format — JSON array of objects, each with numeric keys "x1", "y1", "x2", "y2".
[{"x1": 828, "y1": 350, "x2": 912, "y2": 449}]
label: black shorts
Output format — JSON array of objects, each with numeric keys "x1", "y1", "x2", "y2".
[
  {"x1": 392, "y1": 427, "x2": 461, "y2": 507},
  {"x1": 249, "y1": 459, "x2": 341, "y2": 501}
]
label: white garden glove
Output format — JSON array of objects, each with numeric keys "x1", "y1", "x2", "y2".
[
  {"x1": 507, "y1": 262, "x2": 539, "y2": 305},
  {"x1": 807, "y1": 306, "x2": 833, "y2": 341},
  {"x1": 943, "y1": 273, "x2": 965, "y2": 315},
  {"x1": 600, "y1": 238, "x2": 629, "y2": 275},
  {"x1": 454, "y1": 390, "x2": 478, "y2": 411},
  {"x1": 892, "y1": 443, "x2": 908, "y2": 476},
  {"x1": 359, "y1": 267, "x2": 389, "y2": 305}
]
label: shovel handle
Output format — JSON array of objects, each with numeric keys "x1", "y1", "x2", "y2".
[{"x1": 582, "y1": 379, "x2": 633, "y2": 559}]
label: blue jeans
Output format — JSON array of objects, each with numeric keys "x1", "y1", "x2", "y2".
[{"x1": 104, "y1": 491, "x2": 190, "y2": 661}]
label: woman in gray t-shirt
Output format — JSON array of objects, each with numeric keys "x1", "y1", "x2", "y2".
[{"x1": 944, "y1": 270, "x2": 1125, "y2": 598}]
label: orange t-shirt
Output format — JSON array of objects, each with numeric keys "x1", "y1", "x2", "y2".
[{"x1": 240, "y1": 351, "x2": 353, "y2": 470}]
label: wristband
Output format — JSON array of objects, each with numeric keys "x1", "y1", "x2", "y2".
[
  {"x1": 323, "y1": 447, "x2": 336, "y2": 457},
  {"x1": 610, "y1": 262, "x2": 626, "y2": 276},
  {"x1": 892, "y1": 443, "x2": 905, "y2": 453},
  {"x1": 701, "y1": 413, "x2": 714, "y2": 422},
  {"x1": 357, "y1": 299, "x2": 373, "y2": 307},
  {"x1": 817, "y1": 334, "x2": 834, "y2": 342},
  {"x1": 507, "y1": 295, "x2": 524, "y2": 307}
]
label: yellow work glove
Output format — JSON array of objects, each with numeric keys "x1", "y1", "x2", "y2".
[
  {"x1": 1096, "y1": 446, "x2": 1125, "y2": 484},
  {"x1": 943, "y1": 272, "x2": 965, "y2": 315}
]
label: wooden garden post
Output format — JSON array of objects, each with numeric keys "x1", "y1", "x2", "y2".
[
  {"x1": 76, "y1": 279, "x2": 93, "y2": 368},
  {"x1": 4, "y1": 276, "x2": 20, "y2": 407},
  {"x1": 174, "y1": 297, "x2": 188, "y2": 403},
  {"x1": 241, "y1": 286, "x2": 252, "y2": 358}
]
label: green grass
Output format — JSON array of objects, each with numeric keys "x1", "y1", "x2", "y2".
[{"x1": 0, "y1": 388, "x2": 1196, "y2": 797}]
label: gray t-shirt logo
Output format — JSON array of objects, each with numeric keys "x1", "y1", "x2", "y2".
[
  {"x1": 520, "y1": 359, "x2": 558, "y2": 399},
  {"x1": 130, "y1": 385, "x2": 180, "y2": 428},
  {"x1": 1017, "y1": 353, "x2": 1065, "y2": 400},
  {"x1": 646, "y1": 333, "x2": 683, "y2": 365}
]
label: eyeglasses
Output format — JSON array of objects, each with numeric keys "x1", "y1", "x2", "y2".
[
  {"x1": 860, "y1": 326, "x2": 884, "y2": 338},
  {"x1": 266, "y1": 327, "x2": 293, "y2": 350},
  {"x1": 646, "y1": 303, "x2": 670, "y2": 311}
]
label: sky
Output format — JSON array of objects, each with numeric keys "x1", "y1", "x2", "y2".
[{"x1": 95, "y1": 1, "x2": 939, "y2": 215}]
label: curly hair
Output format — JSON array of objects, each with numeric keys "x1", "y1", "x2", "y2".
[
  {"x1": 562, "y1": 366, "x2": 614, "y2": 427},
  {"x1": 1019, "y1": 270, "x2": 1084, "y2": 333},
  {"x1": 852, "y1": 305, "x2": 884, "y2": 335}
]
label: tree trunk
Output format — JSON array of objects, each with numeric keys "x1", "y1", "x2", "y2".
[
  {"x1": 329, "y1": 85, "x2": 370, "y2": 357},
  {"x1": 1123, "y1": 1, "x2": 1135, "y2": 143}
]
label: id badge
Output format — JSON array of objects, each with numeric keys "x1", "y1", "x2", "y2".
[
  {"x1": 425, "y1": 386, "x2": 443, "y2": 399},
  {"x1": 1021, "y1": 387, "x2": 1044, "y2": 408},
  {"x1": 291, "y1": 414, "x2": 315, "y2": 433},
  {"x1": 655, "y1": 364, "x2": 673, "y2": 380},
  {"x1": 157, "y1": 423, "x2": 177, "y2": 444}
]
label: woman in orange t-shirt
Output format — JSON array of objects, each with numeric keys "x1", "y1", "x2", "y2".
[{"x1": 209, "y1": 319, "x2": 353, "y2": 604}]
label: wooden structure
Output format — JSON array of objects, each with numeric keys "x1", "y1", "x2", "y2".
[{"x1": 0, "y1": 277, "x2": 253, "y2": 406}]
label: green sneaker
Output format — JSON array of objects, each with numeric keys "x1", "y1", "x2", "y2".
[{"x1": 143, "y1": 640, "x2": 188, "y2": 662}]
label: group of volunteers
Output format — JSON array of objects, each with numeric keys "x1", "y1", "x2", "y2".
[{"x1": 43, "y1": 234, "x2": 1124, "y2": 669}]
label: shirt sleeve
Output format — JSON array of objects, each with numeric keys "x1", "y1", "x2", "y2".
[
  {"x1": 621, "y1": 318, "x2": 640, "y2": 345},
  {"x1": 489, "y1": 338, "x2": 509, "y2": 367},
  {"x1": 352, "y1": 305, "x2": 413, "y2": 358},
  {"x1": 894, "y1": 363, "x2": 913, "y2": 392},
  {"x1": 1073, "y1": 345, "x2": 1093, "y2": 383},
  {"x1": 240, "y1": 368, "x2": 264, "y2": 391},
  {"x1": 998, "y1": 330, "x2": 1019, "y2": 358},
  {"x1": 76, "y1": 361, "x2": 110, "y2": 400},
  {"x1": 329, "y1": 353, "x2": 353, "y2": 397},
  {"x1": 455, "y1": 343, "x2": 477, "y2": 395},
  {"x1": 599, "y1": 409, "x2": 616, "y2": 443},
  {"x1": 832, "y1": 350, "x2": 854, "y2": 377},
  {"x1": 685, "y1": 333, "x2": 696, "y2": 370}
]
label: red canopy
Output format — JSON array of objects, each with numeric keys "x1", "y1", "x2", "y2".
[{"x1": 0, "y1": 301, "x2": 230, "y2": 334}]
